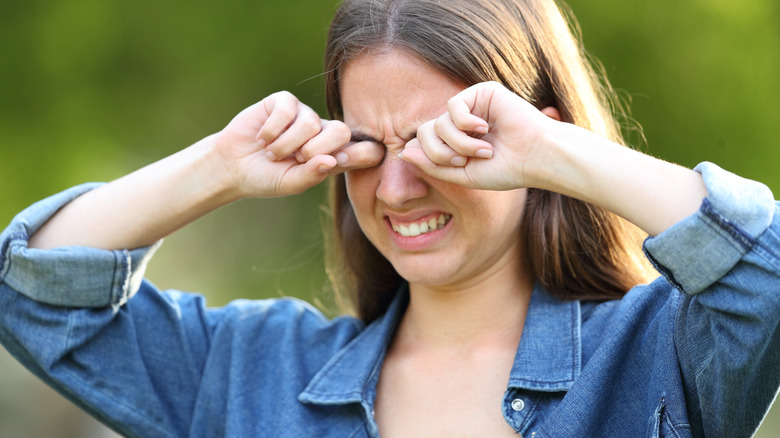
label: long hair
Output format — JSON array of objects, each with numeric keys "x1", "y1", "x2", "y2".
[{"x1": 324, "y1": 0, "x2": 655, "y2": 322}]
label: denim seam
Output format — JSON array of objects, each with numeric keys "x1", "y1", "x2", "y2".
[
  {"x1": 646, "y1": 205, "x2": 754, "y2": 295},
  {"x1": 699, "y1": 198, "x2": 754, "y2": 251},
  {"x1": 570, "y1": 300, "x2": 581, "y2": 381},
  {"x1": 118, "y1": 249, "x2": 132, "y2": 308},
  {"x1": 662, "y1": 408, "x2": 692, "y2": 438},
  {"x1": 110, "y1": 249, "x2": 121, "y2": 308},
  {"x1": 517, "y1": 391, "x2": 542, "y2": 433},
  {"x1": 59, "y1": 367, "x2": 175, "y2": 438},
  {"x1": 749, "y1": 225, "x2": 780, "y2": 271},
  {"x1": 0, "y1": 232, "x2": 27, "y2": 280}
]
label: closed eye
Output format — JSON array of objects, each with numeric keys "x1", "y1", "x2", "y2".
[
  {"x1": 349, "y1": 133, "x2": 387, "y2": 167},
  {"x1": 350, "y1": 133, "x2": 380, "y2": 144}
]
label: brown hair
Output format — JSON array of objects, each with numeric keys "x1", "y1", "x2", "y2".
[{"x1": 324, "y1": 0, "x2": 655, "y2": 322}]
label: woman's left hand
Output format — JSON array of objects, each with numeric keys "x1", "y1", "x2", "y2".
[
  {"x1": 402, "y1": 81, "x2": 707, "y2": 235},
  {"x1": 401, "y1": 81, "x2": 560, "y2": 191}
]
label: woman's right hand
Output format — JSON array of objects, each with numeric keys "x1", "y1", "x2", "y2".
[
  {"x1": 214, "y1": 91, "x2": 382, "y2": 198},
  {"x1": 28, "y1": 92, "x2": 384, "y2": 251}
]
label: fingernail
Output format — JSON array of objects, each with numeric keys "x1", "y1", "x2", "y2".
[
  {"x1": 295, "y1": 151, "x2": 305, "y2": 163},
  {"x1": 475, "y1": 125, "x2": 488, "y2": 135},
  {"x1": 450, "y1": 156, "x2": 467, "y2": 166},
  {"x1": 336, "y1": 152, "x2": 348, "y2": 166},
  {"x1": 257, "y1": 139, "x2": 267, "y2": 149},
  {"x1": 475, "y1": 148, "x2": 493, "y2": 158},
  {"x1": 266, "y1": 150, "x2": 278, "y2": 161},
  {"x1": 318, "y1": 163, "x2": 332, "y2": 173}
]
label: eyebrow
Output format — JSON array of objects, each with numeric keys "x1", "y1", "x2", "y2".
[
  {"x1": 349, "y1": 131, "x2": 381, "y2": 143},
  {"x1": 349, "y1": 129, "x2": 417, "y2": 144}
]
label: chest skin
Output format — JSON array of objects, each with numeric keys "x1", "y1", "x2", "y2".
[{"x1": 374, "y1": 339, "x2": 521, "y2": 438}]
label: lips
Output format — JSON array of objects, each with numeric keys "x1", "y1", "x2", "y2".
[{"x1": 389, "y1": 213, "x2": 452, "y2": 237}]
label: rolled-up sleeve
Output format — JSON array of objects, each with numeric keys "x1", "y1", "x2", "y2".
[
  {"x1": 0, "y1": 183, "x2": 160, "y2": 308},
  {"x1": 0, "y1": 186, "x2": 206, "y2": 437},
  {"x1": 643, "y1": 161, "x2": 775, "y2": 294},
  {"x1": 643, "y1": 162, "x2": 780, "y2": 437}
]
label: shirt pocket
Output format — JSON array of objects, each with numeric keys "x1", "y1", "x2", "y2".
[{"x1": 647, "y1": 397, "x2": 692, "y2": 438}]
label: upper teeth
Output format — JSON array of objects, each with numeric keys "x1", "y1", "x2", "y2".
[{"x1": 392, "y1": 214, "x2": 451, "y2": 237}]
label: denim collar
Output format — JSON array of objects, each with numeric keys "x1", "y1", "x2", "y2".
[{"x1": 298, "y1": 283, "x2": 581, "y2": 406}]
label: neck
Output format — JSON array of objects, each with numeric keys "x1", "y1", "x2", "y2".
[{"x1": 398, "y1": 260, "x2": 534, "y2": 353}]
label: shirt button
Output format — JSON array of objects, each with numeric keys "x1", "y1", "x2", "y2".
[{"x1": 511, "y1": 398, "x2": 525, "y2": 411}]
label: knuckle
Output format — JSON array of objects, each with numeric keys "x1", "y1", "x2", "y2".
[
  {"x1": 433, "y1": 117, "x2": 446, "y2": 132},
  {"x1": 331, "y1": 121, "x2": 352, "y2": 144},
  {"x1": 423, "y1": 144, "x2": 451, "y2": 164},
  {"x1": 301, "y1": 115, "x2": 322, "y2": 135},
  {"x1": 275, "y1": 90, "x2": 295, "y2": 101},
  {"x1": 277, "y1": 105, "x2": 296, "y2": 122},
  {"x1": 447, "y1": 95, "x2": 461, "y2": 110}
]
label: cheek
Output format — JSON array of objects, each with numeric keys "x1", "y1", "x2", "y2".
[
  {"x1": 468, "y1": 189, "x2": 528, "y2": 229},
  {"x1": 344, "y1": 168, "x2": 379, "y2": 216}
]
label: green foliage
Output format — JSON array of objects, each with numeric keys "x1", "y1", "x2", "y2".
[{"x1": 0, "y1": 0, "x2": 778, "y2": 436}]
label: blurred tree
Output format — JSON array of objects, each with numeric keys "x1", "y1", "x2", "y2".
[{"x1": 0, "y1": 0, "x2": 777, "y2": 436}]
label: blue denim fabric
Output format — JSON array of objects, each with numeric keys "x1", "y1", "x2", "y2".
[{"x1": 1, "y1": 162, "x2": 778, "y2": 437}]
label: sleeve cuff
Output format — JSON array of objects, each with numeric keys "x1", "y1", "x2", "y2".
[
  {"x1": 643, "y1": 162, "x2": 775, "y2": 295},
  {"x1": 0, "y1": 184, "x2": 161, "y2": 308}
]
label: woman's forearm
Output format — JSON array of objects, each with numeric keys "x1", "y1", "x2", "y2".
[
  {"x1": 536, "y1": 122, "x2": 708, "y2": 236},
  {"x1": 27, "y1": 92, "x2": 380, "y2": 251},
  {"x1": 28, "y1": 135, "x2": 239, "y2": 250}
]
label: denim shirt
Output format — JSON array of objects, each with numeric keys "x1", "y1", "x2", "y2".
[{"x1": 1, "y1": 162, "x2": 778, "y2": 437}]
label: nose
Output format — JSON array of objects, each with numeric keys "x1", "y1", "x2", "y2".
[{"x1": 376, "y1": 153, "x2": 429, "y2": 209}]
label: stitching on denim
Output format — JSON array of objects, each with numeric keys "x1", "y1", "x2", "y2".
[
  {"x1": 749, "y1": 221, "x2": 780, "y2": 271},
  {"x1": 642, "y1": 238, "x2": 685, "y2": 292},
  {"x1": 699, "y1": 199, "x2": 754, "y2": 251},
  {"x1": 118, "y1": 249, "x2": 132, "y2": 307},
  {"x1": 0, "y1": 232, "x2": 27, "y2": 279},
  {"x1": 570, "y1": 301, "x2": 581, "y2": 381},
  {"x1": 109, "y1": 248, "x2": 119, "y2": 307},
  {"x1": 518, "y1": 391, "x2": 542, "y2": 432}
]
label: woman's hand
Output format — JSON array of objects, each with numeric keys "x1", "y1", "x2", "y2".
[
  {"x1": 402, "y1": 81, "x2": 707, "y2": 236},
  {"x1": 29, "y1": 92, "x2": 384, "y2": 250},
  {"x1": 400, "y1": 81, "x2": 559, "y2": 191},
  {"x1": 215, "y1": 91, "x2": 383, "y2": 198}
]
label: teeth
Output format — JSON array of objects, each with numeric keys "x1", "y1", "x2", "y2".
[{"x1": 392, "y1": 214, "x2": 451, "y2": 237}]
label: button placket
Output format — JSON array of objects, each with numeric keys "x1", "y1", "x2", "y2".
[{"x1": 503, "y1": 390, "x2": 536, "y2": 433}]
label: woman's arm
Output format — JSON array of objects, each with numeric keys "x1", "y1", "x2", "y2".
[
  {"x1": 406, "y1": 80, "x2": 779, "y2": 436},
  {"x1": 402, "y1": 81, "x2": 708, "y2": 236},
  {"x1": 29, "y1": 91, "x2": 382, "y2": 251}
]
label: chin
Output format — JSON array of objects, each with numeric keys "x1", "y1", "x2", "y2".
[{"x1": 392, "y1": 264, "x2": 461, "y2": 289}]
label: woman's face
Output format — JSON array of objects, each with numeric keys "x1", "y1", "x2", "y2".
[{"x1": 341, "y1": 51, "x2": 528, "y2": 289}]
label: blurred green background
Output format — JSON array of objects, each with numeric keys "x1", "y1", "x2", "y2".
[{"x1": 0, "y1": 0, "x2": 778, "y2": 436}]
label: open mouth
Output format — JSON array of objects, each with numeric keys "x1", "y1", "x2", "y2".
[{"x1": 390, "y1": 214, "x2": 452, "y2": 237}]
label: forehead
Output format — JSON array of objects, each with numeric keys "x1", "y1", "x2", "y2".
[{"x1": 340, "y1": 51, "x2": 465, "y2": 142}]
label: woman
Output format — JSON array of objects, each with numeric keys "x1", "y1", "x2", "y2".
[{"x1": 1, "y1": 0, "x2": 778, "y2": 436}]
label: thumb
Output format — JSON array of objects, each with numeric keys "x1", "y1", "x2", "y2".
[
  {"x1": 401, "y1": 139, "x2": 473, "y2": 187},
  {"x1": 279, "y1": 155, "x2": 337, "y2": 195}
]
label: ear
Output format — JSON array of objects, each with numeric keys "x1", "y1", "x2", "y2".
[{"x1": 540, "y1": 106, "x2": 562, "y2": 121}]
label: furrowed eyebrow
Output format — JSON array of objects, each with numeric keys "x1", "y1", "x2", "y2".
[
  {"x1": 349, "y1": 131, "x2": 380, "y2": 143},
  {"x1": 349, "y1": 130, "x2": 417, "y2": 144}
]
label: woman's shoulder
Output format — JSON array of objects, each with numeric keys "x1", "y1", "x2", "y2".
[
  {"x1": 214, "y1": 295, "x2": 364, "y2": 332},
  {"x1": 196, "y1": 293, "x2": 367, "y2": 353},
  {"x1": 582, "y1": 277, "x2": 682, "y2": 324}
]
